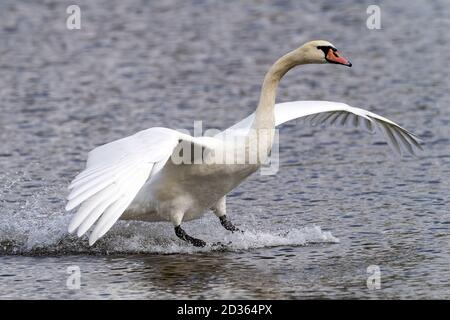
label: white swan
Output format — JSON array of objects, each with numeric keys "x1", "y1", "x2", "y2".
[{"x1": 66, "y1": 40, "x2": 421, "y2": 247}]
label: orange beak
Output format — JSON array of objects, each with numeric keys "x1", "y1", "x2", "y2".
[{"x1": 326, "y1": 48, "x2": 352, "y2": 67}]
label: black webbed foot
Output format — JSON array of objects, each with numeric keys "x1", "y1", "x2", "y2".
[
  {"x1": 219, "y1": 215, "x2": 240, "y2": 233},
  {"x1": 174, "y1": 225, "x2": 206, "y2": 247}
]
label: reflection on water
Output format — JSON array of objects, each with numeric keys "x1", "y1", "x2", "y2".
[
  {"x1": 0, "y1": 241, "x2": 436, "y2": 299},
  {"x1": 1, "y1": 0, "x2": 450, "y2": 299}
]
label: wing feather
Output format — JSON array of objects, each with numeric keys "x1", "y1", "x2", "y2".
[
  {"x1": 219, "y1": 101, "x2": 422, "y2": 156},
  {"x1": 379, "y1": 122, "x2": 401, "y2": 154},
  {"x1": 88, "y1": 165, "x2": 152, "y2": 245},
  {"x1": 77, "y1": 189, "x2": 119, "y2": 237},
  {"x1": 66, "y1": 127, "x2": 218, "y2": 245}
]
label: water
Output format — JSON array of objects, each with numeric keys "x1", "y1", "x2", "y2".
[{"x1": 1, "y1": 0, "x2": 449, "y2": 299}]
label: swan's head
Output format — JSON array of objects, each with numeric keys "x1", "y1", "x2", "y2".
[{"x1": 297, "y1": 40, "x2": 352, "y2": 67}]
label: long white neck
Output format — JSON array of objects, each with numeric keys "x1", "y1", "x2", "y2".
[
  {"x1": 252, "y1": 49, "x2": 305, "y2": 131},
  {"x1": 248, "y1": 49, "x2": 307, "y2": 161}
]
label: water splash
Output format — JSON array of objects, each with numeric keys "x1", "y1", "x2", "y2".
[{"x1": 0, "y1": 214, "x2": 338, "y2": 255}]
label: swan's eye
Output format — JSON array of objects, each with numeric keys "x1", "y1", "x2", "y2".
[{"x1": 317, "y1": 45, "x2": 332, "y2": 56}]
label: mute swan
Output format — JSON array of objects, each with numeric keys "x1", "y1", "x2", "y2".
[{"x1": 66, "y1": 40, "x2": 421, "y2": 247}]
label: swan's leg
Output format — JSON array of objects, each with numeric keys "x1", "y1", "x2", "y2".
[
  {"x1": 211, "y1": 196, "x2": 240, "y2": 232},
  {"x1": 174, "y1": 225, "x2": 206, "y2": 247},
  {"x1": 169, "y1": 210, "x2": 206, "y2": 247},
  {"x1": 219, "y1": 215, "x2": 239, "y2": 232}
]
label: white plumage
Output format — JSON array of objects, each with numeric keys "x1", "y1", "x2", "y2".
[{"x1": 66, "y1": 40, "x2": 422, "y2": 246}]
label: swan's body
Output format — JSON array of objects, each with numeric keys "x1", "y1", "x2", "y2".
[{"x1": 66, "y1": 41, "x2": 421, "y2": 246}]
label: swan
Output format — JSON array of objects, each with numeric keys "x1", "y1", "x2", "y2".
[{"x1": 66, "y1": 40, "x2": 422, "y2": 247}]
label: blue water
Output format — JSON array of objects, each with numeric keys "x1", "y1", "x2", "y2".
[{"x1": 0, "y1": 0, "x2": 449, "y2": 299}]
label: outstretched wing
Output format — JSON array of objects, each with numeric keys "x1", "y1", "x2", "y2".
[
  {"x1": 66, "y1": 127, "x2": 216, "y2": 245},
  {"x1": 218, "y1": 101, "x2": 422, "y2": 155}
]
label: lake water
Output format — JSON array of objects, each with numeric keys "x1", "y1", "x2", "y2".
[{"x1": 1, "y1": 0, "x2": 450, "y2": 299}]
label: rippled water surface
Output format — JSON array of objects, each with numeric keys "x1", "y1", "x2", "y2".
[{"x1": 1, "y1": 0, "x2": 450, "y2": 299}]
